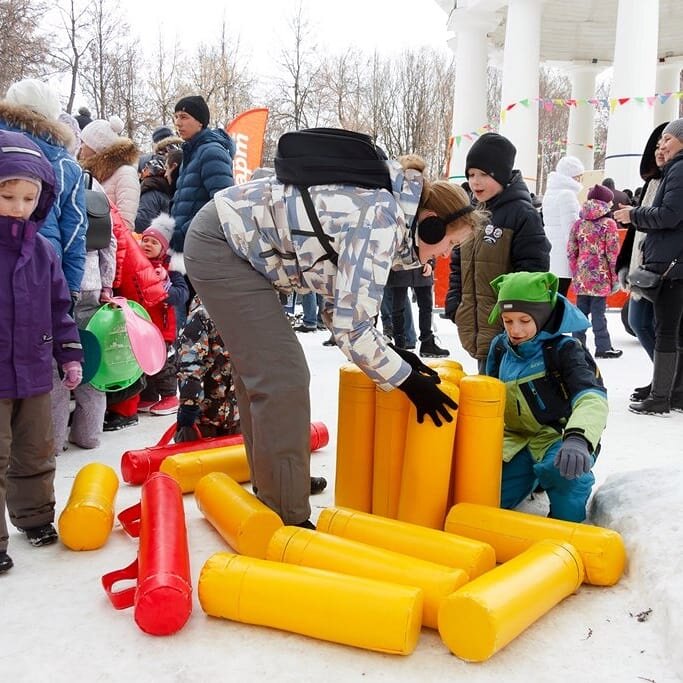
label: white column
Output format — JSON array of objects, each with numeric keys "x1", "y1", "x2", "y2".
[
  {"x1": 654, "y1": 60, "x2": 682, "y2": 126},
  {"x1": 566, "y1": 64, "x2": 603, "y2": 171},
  {"x1": 498, "y1": 0, "x2": 542, "y2": 193},
  {"x1": 446, "y1": 11, "x2": 497, "y2": 182},
  {"x1": 604, "y1": 0, "x2": 659, "y2": 190}
]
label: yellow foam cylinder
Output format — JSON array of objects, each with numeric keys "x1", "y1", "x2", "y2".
[
  {"x1": 318, "y1": 506, "x2": 495, "y2": 580},
  {"x1": 397, "y1": 380, "x2": 459, "y2": 529},
  {"x1": 371, "y1": 385, "x2": 410, "y2": 518},
  {"x1": 58, "y1": 462, "x2": 119, "y2": 550},
  {"x1": 444, "y1": 502, "x2": 626, "y2": 586},
  {"x1": 335, "y1": 363, "x2": 376, "y2": 511},
  {"x1": 267, "y1": 526, "x2": 468, "y2": 629},
  {"x1": 451, "y1": 375, "x2": 505, "y2": 508},
  {"x1": 159, "y1": 444, "x2": 251, "y2": 493},
  {"x1": 438, "y1": 540, "x2": 584, "y2": 661},
  {"x1": 199, "y1": 553, "x2": 423, "y2": 654},
  {"x1": 427, "y1": 359, "x2": 466, "y2": 386},
  {"x1": 194, "y1": 472, "x2": 283, "y2": 558}
]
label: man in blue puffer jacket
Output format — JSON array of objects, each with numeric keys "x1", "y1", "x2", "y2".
[
  {"x1": 1, "y1": 79, "x2": 87, "y2": 297},
  {"x1": 170, "y1": 95, "x2": 235, "y2": 256}
]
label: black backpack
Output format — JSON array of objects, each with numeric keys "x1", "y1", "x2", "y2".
[
  {"x1": 274, "y1": 128, "x2": 391, "y2": 266},
  {"x1": 82, "y1": 170, "x2": 113, "y2": 251}
]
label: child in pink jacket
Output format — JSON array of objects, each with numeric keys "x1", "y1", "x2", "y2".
[{"x1": 567, "y1": 184, "x2": 622, "y2": 359}]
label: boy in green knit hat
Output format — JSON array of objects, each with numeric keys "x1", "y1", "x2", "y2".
[{"x1": 485, "y1": 271, "x2": 608, "y2": 522}]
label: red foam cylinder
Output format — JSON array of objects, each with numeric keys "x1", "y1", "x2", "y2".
[
  {"x1": 121, "y1": 421, "x2": 329, "y2": 485},
  {"x1": 101, "y1": 472, "x2": 192, "y2": 636}
]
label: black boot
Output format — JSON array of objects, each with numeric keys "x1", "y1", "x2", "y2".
[
  {"x1": 669, "y1": 351, "x2": 683, "y2": 412},
  {"x1": 419, "y1": 335, "x2": 449, "y2": 358},
  {"x1": 630, "y1": 383, "x2": 651, "y2": 402},
  {"x1": 0, "y1": 551, "x2": 13, "y2": 573},
  {"x1": 629, "y1": 351, "x2": 677, "y2": 417}
]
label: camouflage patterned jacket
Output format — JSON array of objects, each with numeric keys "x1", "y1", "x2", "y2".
[
  {"x1": 213, "y1": 160, "x2": 423, "y2": 390},
  {"x1": 175, "y1": 297, "x2": 240, "y2": 433}
]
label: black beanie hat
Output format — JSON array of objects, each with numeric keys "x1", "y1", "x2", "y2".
[
  {"x1": 152, "y1": 125, "x2": 174, "y2": 144},
  {"x1": 465, "y1": 132, "x2": 517, "y2": 186},
  {"x1": 174, "y1": 95, "x2": 210, "y2": 128}
]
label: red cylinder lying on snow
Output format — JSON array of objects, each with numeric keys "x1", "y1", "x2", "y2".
[
  {"x1": 101, "y1": 472, "x2": 192, "y2": 636},
  {"x1": 121, "y1": 421, "x2": 329, "y2": 485}
]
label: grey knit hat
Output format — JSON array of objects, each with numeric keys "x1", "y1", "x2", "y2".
[{"x1": 662, "y1": 118, "x2": 683, "y2": 142}]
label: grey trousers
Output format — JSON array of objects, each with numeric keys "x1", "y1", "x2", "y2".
[
  {"x1": 184, "y1": 201, "x2": 312, "y2": 525},
  {"x1": 0, "y1": 393, "x2": 56, "y2": 552}
]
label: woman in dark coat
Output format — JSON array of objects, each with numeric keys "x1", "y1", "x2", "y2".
[{"x1": 614, "y1": 118, "x2": 683, "y2": 416}]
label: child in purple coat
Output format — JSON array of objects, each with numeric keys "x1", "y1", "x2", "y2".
[
  {"x1": 0, "y1": 130, "x2": 83, "y2": 573},
  {"x1": 567, "y1": 184, "x2": 622, "y2": 359}
]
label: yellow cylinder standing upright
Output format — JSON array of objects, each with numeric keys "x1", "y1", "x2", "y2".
[
  {"x1": 199, "y1": 553, "x2": 423, "y2": 654},
  {"x1": 397, "y1": 381, "x2": 459, "y2": 529},
  {"x1": 335, "y1": 363, "x2": 376, "y2": 512},
  {"x1": 444, "y1": 502, "x2": 627, "y2": 586},
  {"x1": 438, "y1": 540, "x2": 584, "y2": 661},
  {"x1": 194, "y1": 472, "x2": 283, "y2": 558},
  {"x1": 451, "y1": 375, "x2": 505, "y2": 508},
  {"x1": 160, "y1": 444, "x2": 251, "y2": 493},
  {"x1": 58, "y1": 462, "x2": 119, "y2": 550},
  {"x1": 267, "y1": 526, "x2": 468, "y2": 629},
  {"x1": 372, "y1": 385, "x2": 410, "y2": 518},
  {"x1": 318, "y1": 506, "x2": 496, "y2": 580}
]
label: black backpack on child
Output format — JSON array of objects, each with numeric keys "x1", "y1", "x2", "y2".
[
  {"x1": 274, "y1": 128, "x2": 391, "y2": 266},
  {"x1": 82, "y1": 170, "x2": 113, "y2": 251}
]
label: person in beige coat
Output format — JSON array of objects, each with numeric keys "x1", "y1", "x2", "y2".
[{"x1": 79, "y1": 116, "x2": 140, "y2": 229}]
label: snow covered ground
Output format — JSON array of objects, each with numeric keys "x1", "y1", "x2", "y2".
[{"x1": 3, "y1": 306, "x2": 681, "y2": 682}]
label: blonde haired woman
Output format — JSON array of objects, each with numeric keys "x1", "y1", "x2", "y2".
[{"x1": 184, "y1": 148, "x2": 482, "y2": 528}]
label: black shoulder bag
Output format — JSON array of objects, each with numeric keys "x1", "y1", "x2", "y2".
[{"x1": 83, "y1": 170, "x2": 113, "y2": 251}]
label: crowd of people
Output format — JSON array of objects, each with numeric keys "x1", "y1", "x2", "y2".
[{"x1": 1, "y1": 74, "x2": 681, "y2": 574}]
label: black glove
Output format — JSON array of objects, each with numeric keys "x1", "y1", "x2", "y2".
[
  {"x1": 174, "y1": 404, "x2": 201, "y2": 443},
  {"x1": 553, "y1": 434, "x2": 593, "y2": 479},
  {"x1": 397, "y1": 370, "x2": 458, "y2": 427},
  {"x1": 174, "y1": 426, "x2": 199, "y2": 443},
  {"x1": 389, "y1": 344, "x2": 439, "y2": 378}
]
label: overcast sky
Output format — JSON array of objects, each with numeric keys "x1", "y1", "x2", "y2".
[{"x1": 117, "y1": 0, "x2": 452, "y2": 78}]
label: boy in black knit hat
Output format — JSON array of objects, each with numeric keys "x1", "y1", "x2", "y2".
[{"x1": 444, "y1": 132, "x2": 550, "y2": 372}]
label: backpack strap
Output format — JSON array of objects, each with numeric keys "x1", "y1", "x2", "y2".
[
  {"x1": 299, "y1": 186, "x2": 339, "y2": 267},
  {"x1": 488, "y1": 336, "x2": 506, "y2": 378},
  {"x1": 542, "y1": 337, "x2": 570, "y2": 399}
]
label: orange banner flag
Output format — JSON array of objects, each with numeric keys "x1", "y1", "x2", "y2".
[{"x1": 226, "y1": 108, "x2": 269, "y2": 184}]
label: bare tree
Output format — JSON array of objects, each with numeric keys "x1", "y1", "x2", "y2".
[
  {"x1": 0, "y1": 0, "x2": 50, "y2": 95},
  {"x1": 48, "y1": 0, "x2": 92, "y2": 112},
  {"x1": 146, "y1": 31, "x2": 182, "y2": 126}
]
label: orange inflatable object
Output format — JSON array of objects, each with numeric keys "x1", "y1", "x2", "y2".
[
  {"x1": 438, "y1": 540, "x2": 584, "y2": 661},
  {"x1": 101, "y1": 473, "x2": 192, "y2": 636},
  {"x1": 199, "y1": 553, "x2": 423, "y2": 654},
  {"x1": 451, "y1": 376, "x2": 505, "y2": 508},
  {"x1": 397, "y1": 381, "x2": 459, "y2": 529},
  {"x1": 318, "y1": 506, "x2": 495, "y2": 580},
  {"x1": 335, "y1": 364, "x2": 375, "y2": 511},
  {"x1": 444, "y1": 502, "x2": 626, "y2": 586},
  {"x1": 194, "y1": 472, "x2": 283, "y2": 558},
  {"x1": 121, "y1": 421, "x2": 329, "y2": 485}
]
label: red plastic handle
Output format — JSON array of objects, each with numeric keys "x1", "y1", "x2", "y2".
[
  {"x1": 101, "y1": 558, "x2": 138, "y2": 610},
  {"x1": 118, "y1": 502, "x2": 141, "y2": 538}
]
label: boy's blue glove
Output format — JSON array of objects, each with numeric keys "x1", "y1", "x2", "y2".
[
  {"x1": 389, "y1": 344, "x2": 439, "y2": 378},
  {"x1": 397, "y1": 370, "x2": 457, "y2": 427},
  {"x1": 554, "y1": 435, "x2": 593, "y2": 479}
]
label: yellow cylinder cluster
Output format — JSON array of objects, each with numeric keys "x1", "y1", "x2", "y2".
[
  {"x1": 199, "y1": 552, "x2": 423, "y2": 654},
  {"x1": 451, "y1": 375, "x2": 505, "y2": 508},
  {"x1": 335, "y1": 364, "x2": 376, "y2": 511},
  {"x1": 58, "y1": 462, "x2": 119, "y2": 551},
  {"x1": 160, "y1": 444, "x2": 251, "y2": 493},
  {"x1": 438, "y1": 540, "x2": 584, "y2": 661},
  {"x1": 266, "y1": 526, "x2": 468, "y2": 628},
  {"x1": 317, "y1": 506, "x2": 495, "y2": 580},
  {"x1": 444, "y1": 502, "x2": 626, "y2": 586},
  {"x1": 194, "y1": 472, "x2": 283, "y2": 558}
]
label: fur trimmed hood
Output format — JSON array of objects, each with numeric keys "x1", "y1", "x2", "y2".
[
  {"x1": 80, "y1": 138, "x2": 140, "y2": 183},
  {"x1": 0, "y1": 101, "x2": 75, "y2": 152},
  {"x1": 154, "y1": 135, "x2": 183, "y2": 154}
]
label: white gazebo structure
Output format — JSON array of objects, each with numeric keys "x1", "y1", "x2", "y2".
[{"x1": 436, "y1": 0, "x2": 683, "y2": 192}]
